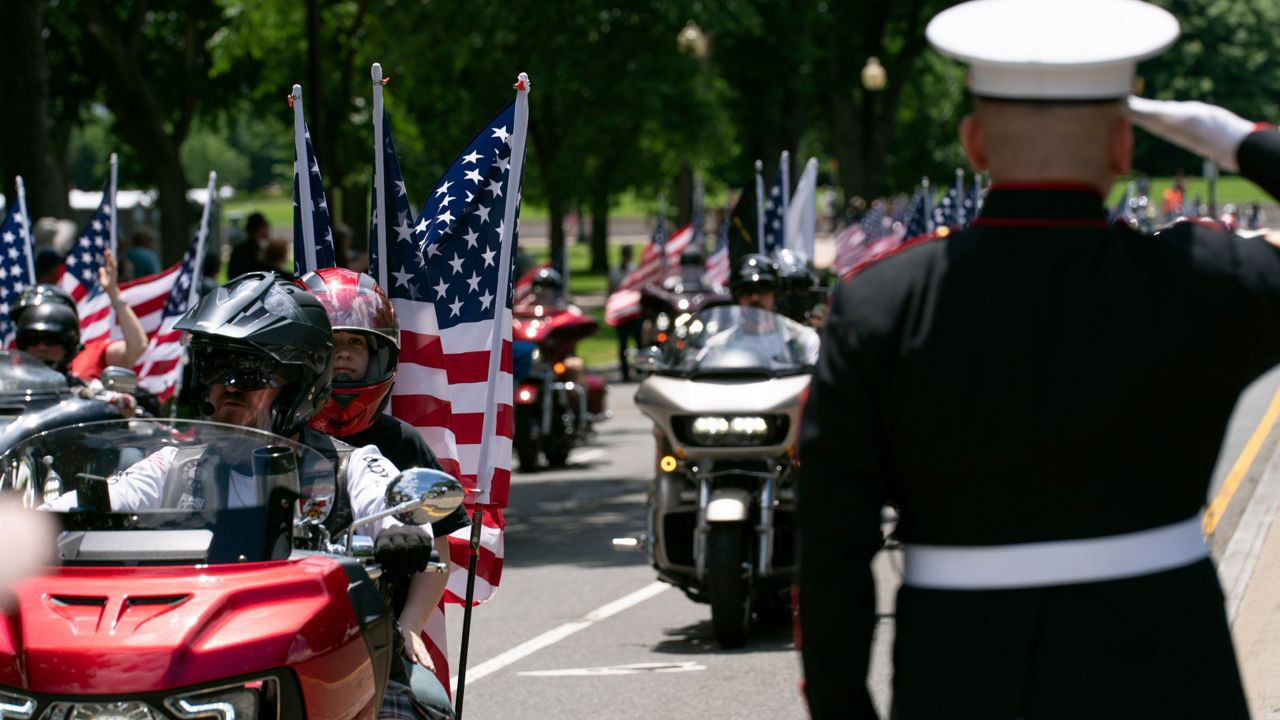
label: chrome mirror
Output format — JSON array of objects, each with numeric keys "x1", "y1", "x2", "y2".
[
  {"x1": 100, "y1": 366, "x2": 139, "y2": 395},
  {"x1": 384, "y1": 468, "x2": 465, "y2": 526}
]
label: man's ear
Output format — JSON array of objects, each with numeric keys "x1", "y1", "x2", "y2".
[
  {"x1": 1110, "y1": 116, "x2": 1133, "y2": 175},
  {"x1": 959, "y1": 115, "x2": 988, "y2": 172}
]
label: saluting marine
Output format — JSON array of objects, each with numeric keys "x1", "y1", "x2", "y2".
[{"x1": 798, "y1": 1, "x2": 1280, "y2": 718}]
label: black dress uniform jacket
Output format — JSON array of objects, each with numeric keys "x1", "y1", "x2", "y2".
[{"x1": 798, "y1": 129, "x2": 1280, "y2": 720}]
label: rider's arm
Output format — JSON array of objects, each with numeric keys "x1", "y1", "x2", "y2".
[
  {"x1": 100, "y1": 249, "x2": 148, "y2": 369},
  {"x1": 395, "y1": 542, "x2": 451, "y2": 671},
  {"x1": 39, "y1": 446, "x2": 175, "y2": 512}
]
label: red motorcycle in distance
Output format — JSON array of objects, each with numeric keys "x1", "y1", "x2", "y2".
[
  {"x1": 511, "y1": 301, "x2": 609, "y2": 470},
  {"x1": 0, "y1": 419, "x2": 462, "y2": 720}
]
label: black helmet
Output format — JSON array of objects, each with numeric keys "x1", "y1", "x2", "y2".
[
  {"x1": 175, "y1": 271, "x2": 333, "y2": 437},
  {"x1": 730, "y1": 253, "x2": 778, "y2": 295},
  {"x1": 12, "y1": 284, "x2": 77, "y2": 326},
  {"x1": 679, "y1": 244, "x2": 706, "y2": 268},
  {"x1": 532, "y1": 267, "x2": 564, "y2": 291},
  {"x1": 15, "y1": 301, "x2": 82, "y2": 368},
  {"x1": 771, "y1": 248, "x2": 816, "y2": 291}
]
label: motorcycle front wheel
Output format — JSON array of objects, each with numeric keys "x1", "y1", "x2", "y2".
[{"x1": 707, "y1": 522, "x2": 751, "y2": 649}]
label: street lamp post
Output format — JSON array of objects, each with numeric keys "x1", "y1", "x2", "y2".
[
  {"x1": 861, "y1": 56, "x2": 887, "y2": 92},
  {"x1": 678, "y1": 21, "x2": 709, "y2": 59}
]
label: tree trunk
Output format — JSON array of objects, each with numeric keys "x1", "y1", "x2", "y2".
[
  {"x1": 84, "y1": 9, "x2": 192, "y2": 265},
  {"x1": 0, "y1": 0, "x2": 67, "y2": 220},
  {"x1": 674, "y1": 164, "x2": 694, "y2": 227},
  {"x1": 589, "y1": 183, "x2": 610, "y2": 273},
  {"x1": 547, "y1": 196, "x2": 567, "y2": 280}
]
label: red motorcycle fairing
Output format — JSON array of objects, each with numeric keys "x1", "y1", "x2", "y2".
[
  {"x1": 511, "y1": 304, "x2": 598, "y2": 365},
  {"x1": 0, "y1": 554, "x2": 382, "y2": 720}
]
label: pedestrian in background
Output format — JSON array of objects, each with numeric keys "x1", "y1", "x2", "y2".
[
  {"x1": 609, "y1": 244, "x2": 642, "y2": 381},
  {"x1": 798, "y1": 2, "x2": 1280, "y2": 718}
]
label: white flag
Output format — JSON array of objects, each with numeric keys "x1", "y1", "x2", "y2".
[{"x1": 785, "y1": 157, "x2": 819, "y2": 260}]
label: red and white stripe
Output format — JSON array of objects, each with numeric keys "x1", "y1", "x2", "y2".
[
  {"x1": 705, "y1": 245, "x2": 730, "y2": 287},
  {"x1": 603, "y1": 224, "x2": 693, "y2": 325},
  {"x1": 391, "y1": 296, "x2": 510, "y2": 606}
]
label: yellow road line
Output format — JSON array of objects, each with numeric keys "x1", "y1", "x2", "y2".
[{"x1": 1204, "y1": 385, "x2": 1280, "y2": 537}]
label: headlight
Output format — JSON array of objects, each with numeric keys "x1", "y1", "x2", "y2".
[
  {"x1": 685, "y1": 415, "x2": 779, "y2": 446},
  {"x1": 42, "y1": 701, "x2": 162, "y2": 720},
  {"x1": 165, "y1": 678, "x2": 278, "y2": 720},
  {"x1": 0, "y1": 689, "x2": 35, "y2": 720}
]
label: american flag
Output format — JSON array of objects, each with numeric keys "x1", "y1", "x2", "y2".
[
  {"x1": 368, "y1": 109, "x2": 415, "y2": 280},
  {"x1": 903, "y1": 188, "x2": 932, "y2": 240},
  {"x1": 59, "y1": 176, "x2": 116, "y2": 346},
  {"x1": 369, "y1": 95, "x2": 525, "y2": 697},
  {"x1": 292, "y1": 119, "x2": 336, "y2": 276},
  {"x1": 0, "y1": 180, "x2": 34, "y2": 347},
  {"x1": 834, "y1": 201, "x2": 903, "y2": 279},
  {"x1": 134, "y1": 175, "x2": 212, "y2": 402},
  {"x1": 705, "y1": 212, "x2": 731, "y2": 287},
  {"x1": 373, "y1": 98, "x2": 519, "y2": 602},
  {"x1": 932, "y1": 184, "x2": 959, "y2": 230},
  {"x1": 763, "y1": 165, "x2": 786, "y2": 254},
  {"x1": 603, "y1": 222, "x2": 693, "y2": 326}
]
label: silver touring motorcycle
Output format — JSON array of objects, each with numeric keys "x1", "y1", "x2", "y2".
[{"x1": 629, "y1": 305, "x2": 812, "y2": 648}]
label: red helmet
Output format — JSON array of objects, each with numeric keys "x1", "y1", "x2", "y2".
[{"x1": 297, "y1": 268, "x2": 400, "y2": 437}]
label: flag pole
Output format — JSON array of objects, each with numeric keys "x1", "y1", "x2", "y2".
[
  {"x1": 109, "y1": 153, "x2": 118, "y2": 256},
  {"x1": 292, "y1": 84, "x2": 318, "y2": 272},
  {"x1": 780, "y1": 150, "x2": 790, "y2": 249},
  {"x1": 754, "y1": 159, "x2": 765, "y2": 255},
  {"x1": 954, "y1": 167, "x2": 965, "y2": 225},
  {"x1": 457, "y1": 71, "x2": 531, "y2": 720},
  {"x1": 656, "y1": 193, "x2": 667, "y2": 273},
  {"x1": 16, "y1": 176, "x2": 33, "y2": 282},
  {"x1": 170, "y1": 171, "x2": 217, "y2": 412},
  {"x1": 372, "y1": 64, "x2": 389, "y2": 291}
]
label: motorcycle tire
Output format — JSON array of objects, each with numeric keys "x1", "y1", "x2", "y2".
[
  {"x1": 514, "y1": 406, "x2": 540, "y2": 471},
  {"x1": 706, "y1": 522, "x2": 751, "y2": 649},
  {"x1": 543, "y1": 438, "x2": 571, "y2": 466}
]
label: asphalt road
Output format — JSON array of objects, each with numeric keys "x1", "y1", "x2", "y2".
[
  {"x1": 445, "y1": 364, "x2": 1280, "y2": 719},
  {"x1": 445, "y1": 383, "x2": 808, "y2": 719}
]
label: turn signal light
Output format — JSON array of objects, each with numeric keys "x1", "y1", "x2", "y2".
[
  {"x1": 657, "y1": 332, "x2": 668, "y2": 343},
  {"x1": 659, "y1": 455, "x2": 679, "y2": 473},
  {"x1": 553, "y1": 361, "x2": 567, "y2": 375}
]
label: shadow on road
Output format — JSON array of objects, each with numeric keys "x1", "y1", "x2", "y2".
[
  {"x1": 503, "y1": 475, "x2": 651, "y2": 569},
  {"x1": 650, "y1": 617, "x2": 796, "y2": 656}
]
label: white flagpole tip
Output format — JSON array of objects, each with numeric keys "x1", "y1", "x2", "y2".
[
  {"x1": 754, "y1": 159, "x2": 763, "y2": 171},
  {"x1": 292, "y1": 84, "x2": 303, "y2": 98},
  {"x1": 515, "y1": 72, "x2": 531, "y2": 92},
  {"x1": 372, "y1": 63, "x2": 383, "y2": 82}
]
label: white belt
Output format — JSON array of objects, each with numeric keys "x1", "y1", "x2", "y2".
[{"x1": 902, "y1": 515, "x2": 1208, "y2": 590}]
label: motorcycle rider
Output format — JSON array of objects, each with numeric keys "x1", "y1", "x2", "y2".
[
  {"x1": 41, "y1": 272, "x2": 443, "y2": 717},
  {"x1": 14, "y1": 299, "x2": 81, "y2": 380},
  {"x1": 720, "y1": 253, "x2": 820, "y2": 365},
  {"x1": 769, "y1": 248, "x2": 824, "y2": 326},
  {"x1": 299, "y1": 267, "x2": 466, "y2": 711},
  {"x1": 519, "y1": 267, "x2": 586, "y2": 381}
]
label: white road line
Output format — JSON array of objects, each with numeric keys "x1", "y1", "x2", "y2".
[
  {"x1": 451, "y1": 581, "x2": 670, "y2": 689},
  {"x1": 573, "y1": 448, "x2": 605, "y2": 464}
]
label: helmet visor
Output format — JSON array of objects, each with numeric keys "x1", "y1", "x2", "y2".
[{"x1": 196, "y1": 353, "x2": 299, "y2": 392}]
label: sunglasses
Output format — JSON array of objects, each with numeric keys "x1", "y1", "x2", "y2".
[
  {"x1": 735, "y1": 283, "x2": 774, "y2": 298},
  {"x1": 16, "y1": 332, "x2": 64, "y2": 349},
  {"x1": 197, "y1": 356, "x2": 296, "y2": 392}
]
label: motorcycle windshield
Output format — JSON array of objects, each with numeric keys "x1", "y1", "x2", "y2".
[
  {"x1": 0, "y1": 350, "x2": 70, "y2": 399},
  {"x1": 0, "y1": 419, "x2": 336, "y2": 566},
  {"x1": 663, "y1": 306, "x2": 810, "y2": 377}
]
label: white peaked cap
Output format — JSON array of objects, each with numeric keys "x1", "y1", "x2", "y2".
[{"x1": 927, "y1": 0, "x2": 1180, "y2": 100}]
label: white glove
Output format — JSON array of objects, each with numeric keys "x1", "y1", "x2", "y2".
[{"x1": 1127, "y1": 96, "x2": 1257, "y2": 173}]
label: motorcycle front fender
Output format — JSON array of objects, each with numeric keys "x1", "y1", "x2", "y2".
[{"x1": 705, "y1": 488, "x2": 752, "y2": 522}]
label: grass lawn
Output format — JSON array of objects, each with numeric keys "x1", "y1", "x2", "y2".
[{"x1": 1105, "y1": 174, "x2": 1269, "y2": 210}]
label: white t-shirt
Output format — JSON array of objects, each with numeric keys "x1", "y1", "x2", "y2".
[{"x1": 43, "y1": 443, "x2": 424, "y2": 541}]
